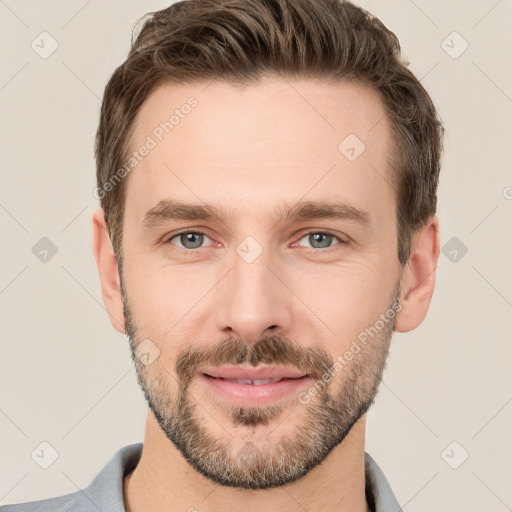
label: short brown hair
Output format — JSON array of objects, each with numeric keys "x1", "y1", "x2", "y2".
[{"x1": 95, "y1": 0, "x2": 443, "y2": 267}]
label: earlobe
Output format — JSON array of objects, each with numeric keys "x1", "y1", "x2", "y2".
[
  {"x1": 91, "y1": 207, "x2": 126, "y2": 334},
  {"x1": 394, "y1": 215, "x2": 440, "y2": 333}
]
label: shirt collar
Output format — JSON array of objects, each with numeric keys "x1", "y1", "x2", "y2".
[{"x1": 364, "y1": 452, "x2": 403, "y2": 512}]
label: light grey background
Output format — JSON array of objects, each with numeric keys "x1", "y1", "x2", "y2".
[{"x1": 1, "y1": 1, "x2": 511, "y2": 510}]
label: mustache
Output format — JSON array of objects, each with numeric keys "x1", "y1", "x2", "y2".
[{"x1": 175, "y1": 334, "x2": 334, "y2": 386}]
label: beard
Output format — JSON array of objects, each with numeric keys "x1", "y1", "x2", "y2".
[{"x1": 121, "y1": 272, "x2": 401, "y2": 490}]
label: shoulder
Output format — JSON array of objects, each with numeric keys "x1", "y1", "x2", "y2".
[
  {"x1": 0, "y1": 443, "x2": 143, "y2": 512},
  {"x1": 0, "y1": 490, "x2": 90, "y2": 512}
]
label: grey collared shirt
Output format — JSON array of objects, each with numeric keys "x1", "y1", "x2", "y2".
[{"x1": 0, "y1": 443, "x2": 402, "y2": 511}]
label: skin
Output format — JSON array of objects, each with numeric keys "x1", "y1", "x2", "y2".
[{"x1": 92, "y1": 78, "x2": 440, "y2": 512}]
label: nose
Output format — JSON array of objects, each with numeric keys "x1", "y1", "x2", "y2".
[{"x1": 215, "y1": 245, "x2": 292, "y2": 344}]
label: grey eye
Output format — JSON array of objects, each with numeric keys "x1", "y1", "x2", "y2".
[
  {"x1": 170, "y1": 232, "x2": 211, "y2": 249},
  {"x1": 298, "y1": 232, "x2": 340, "y2": 249}
]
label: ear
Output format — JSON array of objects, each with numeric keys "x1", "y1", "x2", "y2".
[
  {"x1": 394, "y1": 215, "x2": 440, "y2": 333},
  {"x1": 91, "y1": 207, "x2": 126, "y2": 334}
]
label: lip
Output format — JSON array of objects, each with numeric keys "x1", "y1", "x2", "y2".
[
  {"x1": 198, "y1": 366, "x2": 312, "y2": 407},
  {"x1": 200, "y1": 365, "x2": 307, "y2": 380}
]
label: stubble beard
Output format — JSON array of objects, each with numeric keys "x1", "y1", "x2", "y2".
[{"x1": 121, "y1": 273, "x2": 400, "y2": 489}]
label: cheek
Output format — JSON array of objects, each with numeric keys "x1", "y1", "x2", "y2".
[
  {"x1": 287, "y1": 258, "x2": 396, "y2": 341},
  {"x1": 126, "y1": 263, "x2": 213, "y2": 335}
]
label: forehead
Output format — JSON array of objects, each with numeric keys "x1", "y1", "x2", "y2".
[
  {"x1": 124, "y1": 78, "x2": 394, "y2": 225},
  {"x1": 131, "y1": 77, "x2": 389, "y2": 151}
]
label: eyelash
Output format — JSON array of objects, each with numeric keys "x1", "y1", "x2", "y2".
[{"x1": 164, "y1": 229, "x2": 348, "y2": 251}]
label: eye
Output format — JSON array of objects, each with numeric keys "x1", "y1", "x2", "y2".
[
  {"x1": 164, "y1": 230, "x2": 347, "y2": 252},
  {"x1": 295, "y1": 231, "x2": 346, "y2": 250},
  {"x1": 166, "y1": 230, "x2": 214, "y2": 250}
]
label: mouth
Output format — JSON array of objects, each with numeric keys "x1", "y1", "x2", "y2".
[
  {"x1": 200, "y1": 365, "x2": 308, "y2": 381},
  {"x1": 203, "y1": 375, "x2": 304, "y2": 385},
  {"x1": 198, "y1": 366, "x2": 312, "y2": 406}
]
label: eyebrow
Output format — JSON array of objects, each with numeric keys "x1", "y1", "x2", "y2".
[{"x1": 142, "y1": 198, "x2": 374, "y2": 230}]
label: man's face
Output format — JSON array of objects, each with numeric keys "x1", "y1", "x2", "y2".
[{"x1": 120, "y1": 78, "x2": 403, "y2": 489}]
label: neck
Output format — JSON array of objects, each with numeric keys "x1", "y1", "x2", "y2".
[{"x1": 124, "y1": 412, "x2": 371, "y2": 512}]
